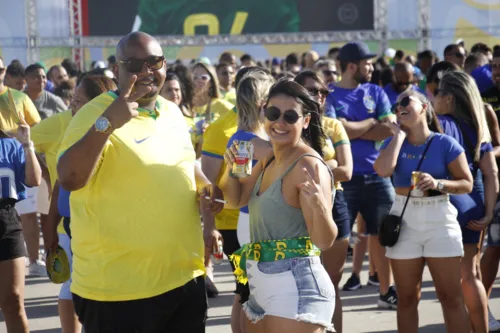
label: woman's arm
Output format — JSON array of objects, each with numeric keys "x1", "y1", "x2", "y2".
[
  {"x1": 438, "y1": 153, "x2": 474, "y2": 194},
  {"x1": 17, "y1": 124, "x2": 42, "y2": 187},
  {"x1": 374, "y1": 128, "x2": 406, "y2": 178},
  {"x1": 332, "y1": 143, "x2": 353, "y2": 183},
  {"x1": 297, "y1": 158, "x2": 337, "y2": 251},
  {"x1": 468, "y1": 152, "x2": 499, "y2": 230},
  {"x1": 42, "y1": 181, "x2": 61, "y2": 253},
  {"x1": 484, "y1": 104, "x2": 500, "y2": 158}
]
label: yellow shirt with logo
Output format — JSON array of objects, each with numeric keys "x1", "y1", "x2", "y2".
[
  {"x1": 58, "y1": 92, "x2": 204, "y2": 301},
  {"x1": 322, "y1": 117, "x2": 350, "y2": 190},
  {"x1": 191, "y1": 98, "x2": 234, "y2": 149},
  {"x1": 31, "y1": 110, "x2": 73, "y2": 235},
  {"x1": 221, "y1": 87, "x2": 237, "y2": 106},
  {"x1": 201, "y1": 108, "x2": 240, "y2": 230},
  {"x1": 0, "y1": 87, "x2": 41, "y2": 131}
]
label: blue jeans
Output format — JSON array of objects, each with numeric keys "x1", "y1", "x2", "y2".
[{"x1": 342, "y1": 174, "x2": 395, "y2": 236}]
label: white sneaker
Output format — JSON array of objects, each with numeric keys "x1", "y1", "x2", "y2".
[
  {"x1": 489, "y1": 308, "x2": 500, "y2": 332},
  {"x1": 29, "y1": 260, "x2": 47, "y2": 277}
]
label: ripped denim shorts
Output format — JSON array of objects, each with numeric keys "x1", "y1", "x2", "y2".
[{"x1": 243, "y1": 256, "x2": 335, "y2": 332}]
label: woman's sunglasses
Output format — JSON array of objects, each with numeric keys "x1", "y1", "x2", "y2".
[
  {"x1": 118, "y1": 56, "x2": 165, "y2": 73},
  {"x1": 392, "y1": 95, "x2": 420, "y2": 113},
  {"x1": 194, "y1": 74, "x2": 211, "y2": 81},
  {"x1": 307, "y1": 88, "x2": 329, "y2": 97},
  {"x1": 264, "y1": 106, "x2": 304, "y2": 124}
]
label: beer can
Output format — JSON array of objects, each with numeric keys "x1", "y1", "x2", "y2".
[
  {"x1": 212, "y1": 240, "x2": 224, "y2": 265},
  {"x1": 232, "y1": 141, "x2": 254, "y2": 178},
  {"x1": 411, "y1": 171, "x2": 424, "y2": 197}
]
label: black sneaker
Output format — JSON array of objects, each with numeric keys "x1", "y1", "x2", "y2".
[
  {"x1": 378, "y1": 286, "x2": 397, "y2": 309},
  {"x1": 205, "y1": 276, "x2": 219, "y2": 298},
  {"x1": 342, "y1": 273, "x2": 361, "y2": 291},
  {"x1": 346, "y1": 245, "x2": 353, "y2": 257},
  {"x1": 367, "y1": 272, "x2": 380, "y2": 287}
]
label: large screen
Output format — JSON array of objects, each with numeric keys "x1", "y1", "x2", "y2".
[{"x1": 85, "y1": 0, "x2": 374, "y2": 36}]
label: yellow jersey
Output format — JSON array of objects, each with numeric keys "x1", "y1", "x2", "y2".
[
  {"x1": 0, "y1": 87, "x2": 41, "y2": 131},
  {"x1": 31, "y1": 110, "x2": 73, "y2": 235},
  {"x1": 221, "y1": 88, "x2": 237, "y2": 106},
  {"x1": 201, "y1": 107, "x2": 240, "y2": 230},
  {"x1": 322, "y1": 117, "x2": 350, "y2": 190},
  {"x1": 190, "y1": 98, "x2": 233, "y2": 149},
  {"x1": 58, "y1": 92, "x2": 204, "y2": 301}
]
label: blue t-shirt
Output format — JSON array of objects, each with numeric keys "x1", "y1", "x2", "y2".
[
  {"x1": 380, "y1": 133, "x2": 463, "y2": 187},
  {"x1": 58, "y1": 186, "x2": 70, "y2": 218},
  {"x1": 439, "y1": 115, "x2": 492, "y2": 225},
  {"x1": 0, "y1": 138, "x2": 27, "y2": 201},
  {"x1": 383, "y1": 84, "x2": 425, "y2": 105},
  {"x1": 471, "y1": 64, "x2": 493, "y2": 93},
  {"x1": 227, "y1": 130, "x2": 259, "y2": 214},
  {"x1": 325, "y1": 83, "x2": 392, "y2": 175}
]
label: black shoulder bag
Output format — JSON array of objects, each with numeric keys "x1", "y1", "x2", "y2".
[{"x1": 378, "y1": 134, "x2": 435, "y2": 247}]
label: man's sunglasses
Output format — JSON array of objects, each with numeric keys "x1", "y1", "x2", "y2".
[
  {"x1": 0, "y1": 68, "x2": 5, "y2": 74},
  {"x1": 118, "y1": 56, "x2": 165, "y2": 73},
  {"x1": 264, "y1": 106, "x2": 304, "y2": 124},
  {"x1": 396, "y1": 82, "x2": 412, "y2": 86},
  {"x1": 455, "y1": 52, "x2": 466, "y2": 59},
  {"x1": 307, "y1": 88, "x2": 329, "y2": 97}
]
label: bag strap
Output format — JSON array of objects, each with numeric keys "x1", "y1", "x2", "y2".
[
  {"x1": 455, "y1": 120, "x2": 479, "y2": 178},
  {"x1": 399, "y1": 133, "x2": 435, "y2": 218}
]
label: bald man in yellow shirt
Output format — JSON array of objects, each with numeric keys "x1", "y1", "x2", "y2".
[{"x1": 57, "y1": 32, "x2": 223, "y2": 332}]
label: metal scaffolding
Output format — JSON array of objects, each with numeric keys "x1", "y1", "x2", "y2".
[{"x1": 7, "y1": 0, "x2": 432, "y2": 66}]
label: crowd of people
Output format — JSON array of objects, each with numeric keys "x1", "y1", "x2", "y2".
[{"x1": 0, "y1": 31, "x2": 499, "y2": 333}]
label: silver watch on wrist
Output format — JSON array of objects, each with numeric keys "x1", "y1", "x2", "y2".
[
  {"x1": 95, "y1": 116, "x2": 112, "y2": 133},
  {"x1": 23, "y1": 141, "x2": 35, "y2": 152},
  {"x1": 437, "y1": 180, "x2": 445, "y2": 192}
]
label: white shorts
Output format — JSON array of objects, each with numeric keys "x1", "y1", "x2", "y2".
[
  {"x1": 15, "y1": 187, "x2": 38, "y2": 215},
  {"x1": 58, "y1": 233, "x2": 73, "y2": 300},
  {"x1": 36, "y1": 178, "x2": 50, "y2": 215},
  {"x1": 385, "y1": 195, "x2": 464, "y2": 260},
  {"x1": 237, "y1": 212, "x2": 250, "y2": 245}
]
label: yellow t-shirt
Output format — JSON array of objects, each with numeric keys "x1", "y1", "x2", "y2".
[
  {"x1": 221, "y1": 88, "x2": 237, "y2": 106},
  {"x1": 191, "y1": 98, "x2": 233, "y2": 149},
  {"x1": 322, "y1": 117, "x2": 350, "y2": 190},
  {"x1": 31, "y1": 110, "x2": 73, "y2": 235},
  {"x1": 0, "y1": 87, "x2": 41, "y2": 131},
  {"x1": 58, "y1": 92, "x2": 204, "y2": 301},
  {"x1": 201, "y1": 108, "x2": 240, "y2": 230}
]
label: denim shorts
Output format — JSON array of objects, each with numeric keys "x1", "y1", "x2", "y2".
[
  {"x1": 342, "y1": 174, "x2": 395, "y2": 236},
  {"x1": 243, "y1": 257, "x2": 335, "y2": 332},
  {"x1": 333, "y1": 190, "x2": 350, "y2": 240}
]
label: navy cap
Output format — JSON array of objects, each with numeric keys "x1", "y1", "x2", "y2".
[{"x1": 338, "y1": 42, "x2": 377, "y2": 61}]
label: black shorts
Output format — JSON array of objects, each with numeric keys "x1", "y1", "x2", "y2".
[
  {"x1": 73, "y1": 276, "x2": 207, "y2": 333},
  {"x1": 0, "y1": 200, "x2": 26, "y2": 262},
  {"x1": 219, "y1": 229, "x2": 248, "y2": 295},
  {"x1": 333, "y1": 190, "x2": 350, "y2": 240}
]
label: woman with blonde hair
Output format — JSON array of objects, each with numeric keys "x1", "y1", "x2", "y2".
[
  {"x1": 434, "y1": 70, "x2": 499, "y2": 333},
  {"x1": 225, "y1": 69, "x2": 275, "y2": 333}
]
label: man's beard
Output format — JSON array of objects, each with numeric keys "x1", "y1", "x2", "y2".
[{"x1": 354, "y1": 69, "x2": 368, "y2": 84}]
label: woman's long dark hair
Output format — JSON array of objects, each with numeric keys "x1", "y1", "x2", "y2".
[
  {"x1": 266, "y1": 80, "x2": 327, "y2": 157},
  {"x1": 170, "y1": 65, "x2": 195, "y2": 111}
]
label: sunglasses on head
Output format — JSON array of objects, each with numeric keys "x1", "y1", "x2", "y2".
[
  {"x1": 118, "y1": 56, "x2": 165, "y2": 73},
  {"x1": 194, "y1": 74, "x2": 211, "y2": 81},
  {"x1": 307, "y1": 87, "x2": 329, "y2": 97},
  {"x1": 264, "y1": 106, "x2": 304, "y2": 124}
]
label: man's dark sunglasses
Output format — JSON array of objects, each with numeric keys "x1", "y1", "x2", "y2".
[
  {"x1": 0, "y1": 68, "x2": 5, "y2": 74},
  {"x1": 307, "y1": 88, "x2": 329, "y2": 97},
  {"x1": 264, "y1": 106, "x2": 303, "y2": 124},
  {"x1": 455, "y1": 52, "x2": 466, "y2": 59},
  {"x1": 396, "y1": 82, "x2": 412, "y2": 86},
  {"x1": 118, "y1": 56, "x2": 165, "y2": 73}
]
